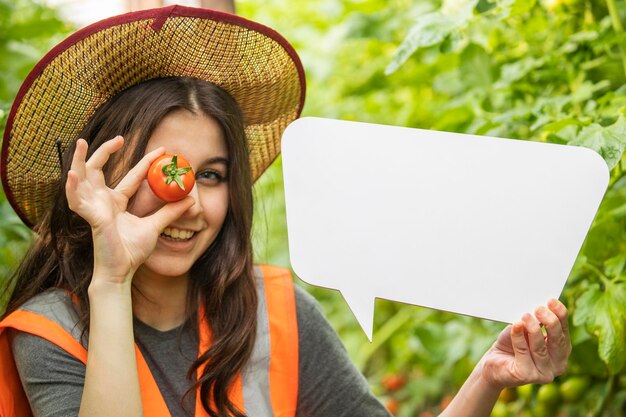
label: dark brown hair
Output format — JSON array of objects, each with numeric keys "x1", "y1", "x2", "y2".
[{"x1": 2, "y1": 77, "x2": 257, "y2": 417}]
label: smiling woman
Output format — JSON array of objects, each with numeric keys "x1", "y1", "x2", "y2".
[{"x1": 0, "y1": 7, "x2": 304, "y2": 417}]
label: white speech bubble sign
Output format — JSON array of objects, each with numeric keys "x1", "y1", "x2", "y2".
[{"x1": 282, "y1": 117, "x2": 609, "y2": 341}]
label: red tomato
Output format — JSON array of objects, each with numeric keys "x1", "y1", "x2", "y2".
[
  {"x1": 147, "y1": 154, "x2": 195, "y2": 202},
  {"x1": 382, "y1": 374, "x2": 408, "y2": 392},
  {"x1": 439, "y1": 394, "x2": 453, "y2": 411},
  {"x1": 385, "y1": 398, "x2": 400, "y2": 416}
]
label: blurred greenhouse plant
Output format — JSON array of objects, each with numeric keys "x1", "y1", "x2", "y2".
[
  {"x1": 244, "y1": 0, "x2": 626, "y2": 415},
  {"x1": 0, "y1": 0, "x2": 72, "y2": 310},
  {"x1": 3, "y1": 0, "x2": 626, "y2": 415}
]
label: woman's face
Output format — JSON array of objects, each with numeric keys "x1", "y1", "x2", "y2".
[{"x1": 128, "y1": 109, "x2": 229, "y2": 281}]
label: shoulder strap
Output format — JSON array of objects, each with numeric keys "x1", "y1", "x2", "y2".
[
  {"x1": 0, "y1": 310, "x2": 87, "y2": 417},
  {"x1": 135, "y1": 344, "x2": 171, "y2": 416},
  {"x1": 194, "y1": 305, "x2": 245, "y2": 417},
  {"x1": 0, "y1": 331, "x2": 31, "y2": 417},
  {"x1": 0, "y1": 309, "x2": 171, "y2": 417},
  {"x1": 259, "y1": 264, "x2": 299, "y2": 417}
]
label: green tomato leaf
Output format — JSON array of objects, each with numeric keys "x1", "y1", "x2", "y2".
[
  {"x1": 604, "y1": 255, "x2": 626, "y2": 280},
  {"x1": 495, "y1": 57, "x2": 545, "y2": 87},
  {"x1": 459, "y1": 43, "x2": 492, "y2": 88},
  {"x1": 580, "y1": 215, "x2": 626, "y2": 265},
  {"x1": 385, "y1": 0, "x2": 478, "y2": 75},
  {"x1": 574, "y1": 282, "x2": 626, "y2": 373},
  {"x1": 497, "y1": 0, "x2": 537, "y2": 18},
  {"x1": 573, "y1": 284, "x2": 601, "y2": 328},
  {"x1": 386, "y1": 13, "x2": 457, "y2": 75},
  {"x1": 570, "y1": 30, "x2": 600, "y2": 43},
  {"x1": 571, "y1": 80, "x2": 611, "y2": 104},
  {"x1": 568, "y1": 118, "x2": 626, "y2": 169},
  {"x1": 542, "y1": 118, "x2": 583, "y2": 133}
]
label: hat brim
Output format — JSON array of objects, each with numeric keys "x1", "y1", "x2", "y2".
[{"x1": 1, "y1": 5, "x2": 305, "y2": 229}]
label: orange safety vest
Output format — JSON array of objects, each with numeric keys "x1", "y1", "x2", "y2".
[{"x1": 0, "y1": 264, "x2": 298, "y2": 417}]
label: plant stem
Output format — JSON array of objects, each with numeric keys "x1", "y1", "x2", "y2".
[
  {"x1": 605, "y1": 0, "x2": 626, "y2": 79},
  {"x1": 593, "y1": 374, "x2": 615, "y2": 416},
  {"x1": 356, "y1": 306, "x2": 414, "y2": 368},
  {"x1": 582, "y1": 261, "x2": 612, "y2": 287}
]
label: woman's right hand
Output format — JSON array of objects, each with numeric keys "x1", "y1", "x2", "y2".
[{"x1": 65, "y1": 136, "x2": 195, "y2": 284}]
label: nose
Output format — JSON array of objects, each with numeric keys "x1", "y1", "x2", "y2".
[{"x1": 181, "y1": 182, "x2": 203, "y2": 217}]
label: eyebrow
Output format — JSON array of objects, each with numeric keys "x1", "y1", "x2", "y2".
[{"x1": 201, "y1": 156, "x2": 229, "y2": 167}]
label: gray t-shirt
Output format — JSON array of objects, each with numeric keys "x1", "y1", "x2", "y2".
[{"x1": 10, "y1": 286, "x2": 391, "y2": 417}]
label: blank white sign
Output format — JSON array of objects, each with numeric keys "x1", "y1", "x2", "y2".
[{"x1": 282, "y1": 117, "x2": 609, "y2": 341}]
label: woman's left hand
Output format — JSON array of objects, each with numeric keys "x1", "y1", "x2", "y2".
[{"x1": 478, "y1": 298, "x2": 571, "y2": 389}]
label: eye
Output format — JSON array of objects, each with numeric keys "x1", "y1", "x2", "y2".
[{"x1": 196, "y1": 169, "x2": 225, "y2": 184}]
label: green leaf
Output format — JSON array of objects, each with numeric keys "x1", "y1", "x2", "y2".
[
  {"x1": 496, "y1": 0, "x2": 537, "y2": 18},
  {"x1": 604, "y1": 255, "x2": 626, "y2": 280},
  {"x1": 386, "y1": 13, "x2": 457, "y2": 75},
  {"x1": 459, "y1": 43, "x2": 492, "y2": 88},
  {"x1": 570, "y1": 30, "x2": 600, "y2": 43},
  {"x1": 542, "y1": 118, "x2": 584, "y2": 133},
  {"x1": 574, "y1": 282, "x2": 626, "y2": 373},
  {"x1": 568, "y1": 118, "x2": 626, "y2": 169},
  {"x1": 385, "y1": 0, "x2": 478, "y2": 74},
  {"x1": 571, "y1": 80, "x2": 611, "y2": 104},
  {"x1": 495, "y1": 57, "x2": 545, "y2": 87},
  {"x1": 580, "y1": 216, "x2": 626, "y2": 266}
]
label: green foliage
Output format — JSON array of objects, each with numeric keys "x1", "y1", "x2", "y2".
[
  {"x1": 0, "y1": 0, "x2": 71, "y2": 309},
  {"x1": 0, "y1": 0, "x2": 71, "y2": 104},
  {"x1": 243, "y1": 0, "x2": 626, "y2": 415},
  {"x1": 574, "y1": 280, "x2": 626, "y2": 374},
  {"x1": 385, "y1": 0, "x2": 478, "y2": 75},
  {"x1": 1, "y1": 0, "x2": 626, "y2": 415}
]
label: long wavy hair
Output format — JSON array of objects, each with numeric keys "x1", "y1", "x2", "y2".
[{"x1": 2, "y1": 77, "x2": 257, "y2": 417}]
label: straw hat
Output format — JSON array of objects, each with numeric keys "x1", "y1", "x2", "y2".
[{"x1": 0, "y1": 5, "x2": 306, "y2": 229}]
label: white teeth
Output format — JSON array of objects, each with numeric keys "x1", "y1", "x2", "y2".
[{"x1": 162, "y1": 227, "x2": 194, "y2": 240}]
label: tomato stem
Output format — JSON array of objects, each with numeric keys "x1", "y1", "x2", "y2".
[{"x1": 161, "y1": 154, "x2": 192, "y2": 190}]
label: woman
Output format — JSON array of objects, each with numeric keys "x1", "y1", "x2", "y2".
[{"x1": 0, "y1": 5, "x2": 571, "y2": 417}]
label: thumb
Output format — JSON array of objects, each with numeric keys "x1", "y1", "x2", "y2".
[
  {"x1": 146, "y1": 196, "x2": 196, "y2": 233},
  {"x1": 494, "y1": 324, "x2": 512, "y2": 348}
]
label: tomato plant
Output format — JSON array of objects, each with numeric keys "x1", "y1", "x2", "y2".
[
  {"x1": 3, "y1": 0, "x2": 626, "y2": 416},
  {"x1": 244, "y1": 0, "x2": 626, "y2": 416},
  {"x1": 147, "y1": 154, "x2": 195, "y2": 202}
]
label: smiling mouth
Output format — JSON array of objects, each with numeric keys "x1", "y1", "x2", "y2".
[
  {"x1": 160, "y1": 227, "x2": 196, "y2": 241},
  {"x1": 160, "y1": 234, "x2": 194, "y2": 242}
]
